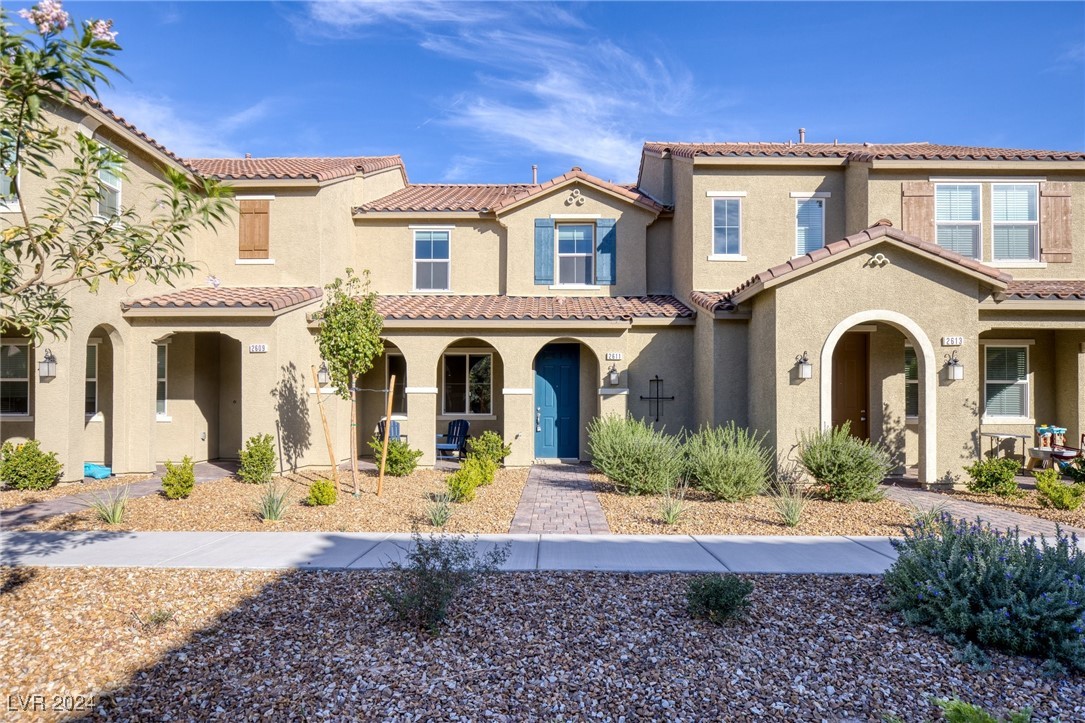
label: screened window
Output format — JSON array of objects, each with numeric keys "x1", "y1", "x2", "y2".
[
  {"x1": 904, "y1": 347, "x2": 919, "y2": 419},
  {"x1": 98, "y1": 151, "x2": 122, "y2": 217},
  {"x1": 992, "y1": 183, "x2": 1038, "y2": 261},
  {"x1": 795, "y1": 198, "x2": 825, "y2": 255},
  {"x1": 85, "y1": 344, "x2": 98, "y2": 416},
  {"x1": 387, "y1": 354, "x2": 407, "y2": 415},
  {"x1": 443, "y1": 353, "x2": 492, "y2": 415},
  {"x1": 557, "y1": 224, "x2": 594, "y2": 285},
  {"x1": 712, "y1": 199, "x2": 741, "y2": 255},
  {"x1": 0, "y1": 342, "x2": 30, "y2": 416},
  {"x1": 156, "y1": 344, "x2": 168, "y2": 417},
  {"x1": 935, "y1": 184, "x2": 980, "y2": 258},
  {"x1": 414, "y1": 230, "x2": 450, "y2": 291},
  {"x1": 985, "y1": 346, "x2": 1028, "y2": 418}
]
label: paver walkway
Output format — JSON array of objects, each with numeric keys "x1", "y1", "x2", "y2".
[{"x1": 510, "y1": 464, "x2": 609, "y2": 534}]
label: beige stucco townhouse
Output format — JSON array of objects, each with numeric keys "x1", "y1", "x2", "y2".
[{"x1": 3, "y1": 98, "x2": 1084, "y2": 487}]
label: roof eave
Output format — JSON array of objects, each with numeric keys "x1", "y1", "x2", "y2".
[
  {"x1": 869, "y1": 159, "x2": 1085, "y2": 170},
  {"x1": 692, "y1": 155, "x2": 849, "y2": 167},
  {"x1": 352, "y1": 210, "x2": 489, "y2": 220},
  {"x1": 492, "y1": 175, "x2": 662, "y2": 216}
]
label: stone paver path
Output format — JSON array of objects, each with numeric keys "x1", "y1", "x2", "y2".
[{"x1": 510, "y1": 464, "x2": 610, "y2": 534}]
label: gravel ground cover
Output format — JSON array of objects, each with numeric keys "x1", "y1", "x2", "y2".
[
  {"x1": 1, "y1": 567, "x2": 1080, "y2": 722},
  {"x1": 591, "y1": 473, "x2": 913, "y2": 535},
  {"x1": 0, "y1": 475, "x2": 152, "y2": 511},
  {"x1": 16, "y1": 468, "x2": 528, "y2": 533},
  {"x1": 937, "y1": 487, "x2": 1085, "y2": 530}
]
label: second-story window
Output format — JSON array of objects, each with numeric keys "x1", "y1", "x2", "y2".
[
  {"x1": 238, "y1": 200, "x2": 271, "y2": 260},
  {"x1": 992, "y1": 183, "x2": 1038, "y2": 261},
  {"x1": 557, "y1": 224, "x2": 594, "y2": 285},
  {"x1": 97, "y1": 150, "x2": 122, "y2": 217},
  {"x1": 795, "y1": 198, "x2": 825, "y2": 255},
  {"x1": 0, "y1": 145, "x2": 18, "y2": 211},
  {"x1": 935, "y1": 183, "x2": 980, "y2": 258},
  {"x1": 712, "y1": 199, "x2": 741, "y2": 255},
  {"x1": 414, "y1": 229, "x2": 450, "y2": 291}
]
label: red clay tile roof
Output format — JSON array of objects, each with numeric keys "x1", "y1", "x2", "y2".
[
  {"x1": 77, "y1": 93, "x2": 196, "y2": 172},
  {"x1": 489, "y1": 169, "x2": 666, "y2": 213},
  {"x1": 375, "y1": 295, "x2": 693, "y2": 321},
  {"x1": 185, "y1": 156, "x2": 405, "y2": 182},
  {"x1": 644, "y1": 142, "x2": 1085, "y2": 162},
  {"x1": 122, "y1": 286, "x2": 322, "y2": 313},
  {"x1": 358, "y1": 184, "x2": 539, "y2": 212},
  {"x1": 688, "y1": 291, "x2": 732, "y2": 313},
  {"x1": 999, "y1": 280, "x2": 1085, "y2": 301}
]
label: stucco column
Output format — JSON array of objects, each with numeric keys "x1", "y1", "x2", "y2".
[
  {"x1": 501, "y1": 390, "x2": 534, "y2": 466},
  {"x1": 123, "y1": 326, "x2": 164, "y2": 474},
  {"x1": 389, "y1": 337, "x2": 440, "y2": 467},
  {"x1": 33, "y1": 337, "x2": 82, "y2": 481}
]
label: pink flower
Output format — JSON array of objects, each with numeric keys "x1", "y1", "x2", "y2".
[
  {"x1": 86, "y1": 19, "x2": 117, "y2": 43},
  {"x1": 18, "y1": 0, "x2": 71, "y2": 35}
]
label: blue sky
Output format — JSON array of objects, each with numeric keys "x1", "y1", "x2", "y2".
[{"x1": 24, "y1": 1, "x2": 1085, "y2": 184}]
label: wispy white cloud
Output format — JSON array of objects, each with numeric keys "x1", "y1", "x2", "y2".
[{"x1": 1046, "y1": 41, "x2": 1084, "y2": 73}]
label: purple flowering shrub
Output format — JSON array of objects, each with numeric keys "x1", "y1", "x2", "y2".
[{"x1": 884, "y1": 514, "x2": 1085, "y2": 672}]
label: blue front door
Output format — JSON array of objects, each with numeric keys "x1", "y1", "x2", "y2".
[{"x1": 534, "y1": 344, "x2": 580, "y2": 459}]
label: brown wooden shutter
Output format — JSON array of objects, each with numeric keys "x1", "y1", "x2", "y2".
[
  {"x1": 1040, "y1": 182, "x2": 1072, "y2": 263},
  {"x1": 238, "y1": 200, "x2": 270, "y2": 259},
  {"x1": 901, "y1": 181, "x2": 935, "y2": 240}
]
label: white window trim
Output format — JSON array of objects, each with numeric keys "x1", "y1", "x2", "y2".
[
  {"x1": 412, "y1": 228, "x2": 451, "y2": 292},
  {"x1": 935, "y1": 182, "x2": 982, "y2": 260},
  {"x1": 904, "y1": 345, "x2": 919, "y2": 422},
  {"x1": 0, "y1": 165, "x2": 20, "y2": 213},
  {"x1": 706, "y1": 191, "x2": 747, "y2": 198},
  {"x1": 85, "y1": 341, "x2": 99, "y2": 418},
  {"x1": 156, "y1": 342, "x2": 169, "y2": 421},
  {"x1": 0, "y1": 338, "x2": 31, "y2": 418},
  {"x1": 711, "y1": 197, "x2": 742, "y2": 257},
  {"x1": 95, "y1": 142, "x2": 123, "y2": 218},
  {"x1": 789, "y1": 191, "x2": 831, "y2": 199},
  {"x1": 990, "y1": 182, "x2": 1039, "y2": 263},
  {"x1": 556, "y1": 222, "x2": 595, "y2": 286},
  {"x1": 990, "y1": 261, "x2": 1047, "y2": 269},
  {"x1": 549, "y1": 284, "x2": 601, "y2": 290},
  {"x1": 235, "y1": 258, "x2": 276, "y2": 265},
  {"x1": 981, "y1": 343, "x2": 1031, "y2": 424},
  {"x1": 441, "y1": 351, "x2": 493, "y2": 416},
  {"x1": 794, "y1": 197, "x2": 826, "y2": 256}
]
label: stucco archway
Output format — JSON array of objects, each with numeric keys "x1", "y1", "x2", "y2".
[{"x1": 819, "y1": 310, "x2": 937, "y2": 485}]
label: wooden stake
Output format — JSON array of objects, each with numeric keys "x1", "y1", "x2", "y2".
[
  {"x1": 349, "y1": 382, "x2": 359, "y2": 497},
  {"x1": 377, "y1": 374, "x2": 396, "y2": 497},
  {"x1": 311, "y1": 365, "x2": 339, "y2": 486}
]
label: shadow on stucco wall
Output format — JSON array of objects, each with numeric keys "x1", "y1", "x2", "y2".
[{"x1": 272, "y1": 362, "x2": 311, "y2": 474}]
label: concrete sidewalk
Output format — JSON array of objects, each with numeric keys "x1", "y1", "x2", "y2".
[{"x1": 1, "y1": 530, "x2": 902, "y2": 574}]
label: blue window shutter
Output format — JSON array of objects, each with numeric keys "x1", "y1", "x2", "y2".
[
  {"x1": 595, "y1": 218, "x2": 616, "y2": 285},
  {"x1": 534, "y1": 218, "x2": 554, "y2": 285}
]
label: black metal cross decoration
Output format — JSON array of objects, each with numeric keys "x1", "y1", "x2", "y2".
[{"x1": 640, "y1": 375, "x2": 675, "y2": 423}]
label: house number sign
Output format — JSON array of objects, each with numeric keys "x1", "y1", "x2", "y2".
[
  {"x1": 941, "y1": 336, "x2": 964, "y2": 347},
  {"x1": 248, "y1": 344, "x2": 268, "y2": 353},
  {"x1": 605, "y1": 352, "x2": 623, "y2": 361}
]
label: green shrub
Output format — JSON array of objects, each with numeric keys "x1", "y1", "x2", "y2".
[
  {"x1": 238, "y1": 433, "x2": 276, "y2": 483},
  {"x1": 161, "y1": 456, "x2": 195, "y2": 500},
  {"x1": 768, "y1": 464, "x2": 809, "y2": 528},
  {"x1": 445, "y1": 456, "x2": 495, "y2": 502},
  {"x1": 797, "y1": 423, "x2": 890, "y2": 502},
  {"x1": 84, "y1": 485, "x2": 129, "y2": 524},
  {"x1": 883, "y1": 514, "x2": 1085, "y2": 672},
  {"x1": 466, "y1": 431, "x2": 512, "y2": 465},
  {"x1": 376, "y1": 532, "x2": 510, "y2": 633},
  {"x1": 306, "y1": 480, "x2": 337, "y2": 507},
  {"x1": 1034, "y1": 468, "x2": 1084, "y2": 511},
  {"x1": 964, "y1": 457, "x2": 1021, "y2": 498},
  {"x1": 257, "y1": 481, "x2": 289, "y2": 521},
  {"x1": 934, "y1": 697, "x2": 1033, "y2": 723},
  {"x1": 684, "y1": 423, "x2": 771, "y2": 501},
  {"x1": 686, "y1": 574, "x2": 754, "y2": 625},
  {"x1": 587, "y1": 415, "x2": 684, "y2": 495},
  {"x1": 426, "y1": 492, "x2": 453, "y2": 527},
  {"x1": 1062, "y1": 456, "x2": 1085, "y2": 484},
  {"x1": 368, "y1": 436, "x2": 424, "y2": 477},
  {"x1": 0, "y1": 440, "x2": 62, "y2": 490}
]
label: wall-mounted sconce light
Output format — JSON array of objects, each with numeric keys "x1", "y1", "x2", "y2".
[
  {"x1": 38, "y1": 349, "x2": 57, "y2": 379},
  {"x1": 795, "y1": 351, "x2": 812, "y2": 380},
  {"x1": 944, "y1": 351, "x2": 964, "y2": 381},
  {"x1": 607, "y1": 363, "x2": 620, "y2": 386},
  {"x1": 317, "y1": 361, "x2": 330, "y2": 386}
]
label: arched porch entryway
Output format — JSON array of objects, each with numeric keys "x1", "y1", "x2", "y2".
[{"x1": 531, "y1": 339, "x2": 601, "y2": 461}]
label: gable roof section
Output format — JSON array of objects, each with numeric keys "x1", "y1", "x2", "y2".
[
  {"x1": 186, "y1": 156, "x2": 405, "y2": 183},
  {"x1": 374, "y1": 294, "x2": 692, "y2": 322},
  {"x1": 77, "y1": 93, "x2": 196, "y2": 173},
  {"x1": 643, "y1": 142, "x2": 1085, "y2": 162},
  {"x1": 357, "y1": 183, "x2": 539, "y2": 213},
  {"x1": 490, "y1": 168, "x2": 666, "y2": 214},
  {"x1": 122, "y1": 286, "x2": 322, "y2": 316}
]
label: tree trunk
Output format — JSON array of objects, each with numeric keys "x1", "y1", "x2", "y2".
[{"x1": 349, "y1": 384, "x2": 360, "y2": 496}]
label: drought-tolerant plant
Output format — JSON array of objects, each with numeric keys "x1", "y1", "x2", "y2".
[
  {"x1": 305, "y1": 479, "x2": 337, "y2": 507},
  {"x1": 1063, "y1": 456, "x2": 1085, "y2": 484},
  {"x1": 587, "y1": 415, "x2": 684, "y2": 495},
  {"x1": 161, "y1": 456, "x2": 195, "y2": 500},
  {"x1": 0, "y1": 440, "x2": 62, "y2": 490},
  {"x1": 426, "y1": 492, "x2": 453, "y2": 527},
  {"x1": 445, "y1": 456, "x2": 496, "y2": 502},
  {"x1": 797, "y1": 423, "x2": 891, "y2": 502},
  {"x1": 376, "y1": 532, "x2": 509, "y2": 633},
  {"x1": 238, "y1": 433, "x2": 276, "y2": 483},
  {"x1": 964, "y1": 457, "x2": 1021, "y2": 498},
  {"x1": 907, "y1": 500, "x2": 950, "y2": 529},
  {"x1": 883, "y1": 514, "x2": 1085, "y2": 672},
  {"x1": 257, "y1": 481, "x2": 290, "y2": 522},
  {"x1": 466, "y1": 431, "x2": 512, "y2": 466},
  {"x1": 686, "y1": 574, "x2": 754, "y2": 626},
  {"x1": 659, "y1": 477, "x2": 688, "y2": 525},
  {"x1": 933, "y1": 697, "x2": 1033, "y2": 723},
  {"x1": 84, "y1": 485, "x2": 129, "y2": 524},
  {"x1": 368, "y1": 436, "x2": 424, "y2": 477},
  {"x1": 1034, "y1": 467, "x2": 1084, "y2": 511},
  {"x1": 684, "y1": 423, "x2": 771, "y2": 501},
  {"x1": 768, "y1": 465, "x2": 809, "y2": 528},
  {"x1": 132, "y1": 608, "x2": 175, "y2": 632}
]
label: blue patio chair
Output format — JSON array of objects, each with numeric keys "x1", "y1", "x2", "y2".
[
  {"x1": 436, "y1": 419, "x2": 470, "y2": 460},
  {"x1": 377, "y1": 419, "x2": 402, "y2": 443}
]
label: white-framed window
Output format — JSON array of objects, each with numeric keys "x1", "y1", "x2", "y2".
[
  {"x1": 0, "y1": 339, "x2": 30, "y2": 416},
  {"x1": 85, "y1": 343, "x2": 98, "y2": 416},
  {"x1": 156, "y1": 343, "x2": 168, "y2": 418},
  {"x1": 935, "y1": 183, "x2": 981, "y2": 258},
  {"x1": 795, "y1": 198, "x2": 825, "y2": 255},
  {"x1": 712, "y1": 198, "x2": 742, "y2": 256},
  {"x1": 97, "y1": 147, "x2": 122, "y2": 218},
  {"x1": 992, "y1": 183, "x2": 1039, "y2": 261},
  {"x1": 984, "y1": 345, "x2": 1029, "y2": 419},
  {"x1": 442, "y1": 352, "x2": 492, "y2": 415},
  {"x1": 904, "y1": 346, "x2": 919, "y2": 419},
  {"x1": 0, "y1": 144, "x2": 18, "y2": 212},
  {"x1": 414, "y1": 229, "x2": 450, "y2": 291},
  {"x1": 557, "y1": 223, "x2": 594, "y2": 285},
  {"x1": 386, "y1": 353, "x2": 407, "y2": 416}
]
